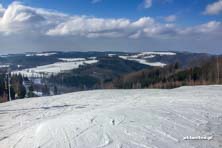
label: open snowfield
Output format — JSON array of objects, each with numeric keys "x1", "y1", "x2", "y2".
[
  {"x1": 0, "y1": 85, "x2": 222, "y2": 148},
  {"x1": 118, "y1": 52, "x2": 176, "y2": 67},
  {"x1": 12, "y1": 59, "x2": 98, "y2": 77},
  {"x1": 25, "y1": 53, "x2": 57, "y2": 57}
]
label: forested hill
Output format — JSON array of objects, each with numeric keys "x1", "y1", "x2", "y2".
[
  {"x1": 0, "y1": 51, "x2": 219, "y2": 102},
  {"x1": 109, "y1": 56, "x2": 222, "y2": 89}
]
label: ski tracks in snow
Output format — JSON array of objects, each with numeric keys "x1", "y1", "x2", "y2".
[{"x1": 0, "y1": 86, "x2": 222, "y2": 148}]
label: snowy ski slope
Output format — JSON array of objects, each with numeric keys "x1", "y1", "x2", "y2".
[{"x1": 0, "y1": 85, "x2": 221, "y2": 148}]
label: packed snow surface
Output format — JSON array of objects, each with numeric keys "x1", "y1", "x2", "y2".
[{"x1": 0, "y1": 85, "x2": 222, "y2": 148}]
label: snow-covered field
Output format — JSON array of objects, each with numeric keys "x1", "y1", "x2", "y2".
[
  {"x1": 0, "y1": 64, "x2": 10, "y2": 68},
  {"x1": 119, "y1": 52, "x2": 176, "y2": 67},
  {"x1": 130, "y1": 52, "x2": 176, "y2": 58},
  {"x1": 25, "y1": 52, "x2": 57, "y2": 57},
  {"x1": 59, "y1": 58, "x2": 87, "y2": 62},
  {"x1": 12, "y1": 59, "x2": 98, "y2": 77},
  {"x1": 0, "y1": 85, "x2": 222, "y2": 148}
]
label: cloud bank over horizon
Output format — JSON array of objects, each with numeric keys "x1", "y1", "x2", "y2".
[{"x1": 0, "y1": 1, "x2": 221, "y2": 54}]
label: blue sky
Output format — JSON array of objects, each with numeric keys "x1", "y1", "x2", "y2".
[
  {"x1": 1, "y1": 0, "x2": 221, "y2": 25},
  {"x1": 0, "y1": 0, "x2": 222, "y2": 53}
]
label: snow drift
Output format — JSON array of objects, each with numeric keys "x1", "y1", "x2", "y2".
[{"x1": 0, "y1": 85, "x2": 222, "y2": 148}]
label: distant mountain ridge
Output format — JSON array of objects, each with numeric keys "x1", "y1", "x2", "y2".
[
  {"x1": 0, "y1": 51, "x2": 217, "y2": 102},
  {"x1": 0, "y1": 51, "x2": 211, "y2": 72}
]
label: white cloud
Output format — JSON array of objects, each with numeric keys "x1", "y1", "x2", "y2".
[
  {"x1": 0, "y1": 2, "x2": 221, "y2": 39},
  {"x1": 47, "y1": 17, "x2": 131, "y2": 37},
  {"x1": 0, "y1": 2, "x2": 68, "y2": 34},
  {"x1": 47, "y1": 16, "x2": 179, "y2": 38},
  {"x1": 132, "y1": 17, "x2": 155, "y2": 27},
  {"x1": 0, "y1": 2, "x2": 221, "y2": 53},
  {"x1": 204, "y1": 0, "x2": 222, "y2": 15},
  {"x1": 0, "y1": 4, "x2": 5, "y2": 16},
  {"x1": 0, "y1": 4, "x2": 5, "y2": 11},
  {"x1": 179, "y1": 21, "x2": 222, "y2": 35},
  {"x1": 197, "y1": 21, "x2": 221, "y2": 33},
  {"x1": 164, "y1": 15, "x2": 176, "y2": 22},
  {"x1": 144, "y1": 0, "x2": 152, "y2": 8}
]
